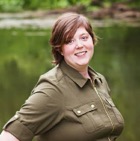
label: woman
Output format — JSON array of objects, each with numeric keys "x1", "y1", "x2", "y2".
[{"x1": 0, "y1": 12, "x2": 124, "y2": 141}]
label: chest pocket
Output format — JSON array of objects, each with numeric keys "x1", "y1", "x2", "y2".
[{"x1": 73, "y1": 102, "x2": 104, "y2": 133}]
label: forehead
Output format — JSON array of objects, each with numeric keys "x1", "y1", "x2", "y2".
[
  {"x1": 73, "y1": 27, "x2": 89, "y2": 36},
  {"x1": 60, "y1": 15, "x2": 91, "y2": 42},
  {"x1": 65, "y1": 26, "x2": 89, "y2": 41}
]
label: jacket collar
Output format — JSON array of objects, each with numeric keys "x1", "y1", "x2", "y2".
[{"x1": 59, "y1": 60, "x2": 102, "y2": 88}]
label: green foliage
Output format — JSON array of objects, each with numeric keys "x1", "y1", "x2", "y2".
[
  {"x1": 23, "y1": 0, "x2": 91, "y2": 10},
  {"x1": 0, "y1": 0, "x2": 23, "y2": 12},
  {"x1": 128, "y1": 0, "x2": 140, "y2": 9},
  {"x1": 0, "y1": 0, "x2": 139, "y2": 12},
  {"x1": 67, "y1": 0, "x2": 90, "y2": 6}
]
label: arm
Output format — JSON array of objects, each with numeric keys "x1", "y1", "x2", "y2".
[
  {"x1": 0, "y1": 130, "x2": 19, "y2": 141},
  {"x1": 2, "y1": 82, "x2": 63, "y2": 140}
]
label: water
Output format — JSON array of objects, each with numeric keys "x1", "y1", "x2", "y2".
[{"x1": 0, "y1": 26, "x2": 140, "y2": 141}]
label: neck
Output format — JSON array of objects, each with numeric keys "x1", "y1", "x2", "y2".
[
  {"x1": 79, "y1": 68, "x2": 90, "y2": 79},
  {"x1": 64, "y1": 60, "x2": 90, "y2": 79},
  {"x1": 73, "y1": 64, "x2": 90, "y2": 79}
]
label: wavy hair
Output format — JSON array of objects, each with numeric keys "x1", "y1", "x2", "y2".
[{"x1": 50, "y1": 12, "x2": 97, "y2": 65}]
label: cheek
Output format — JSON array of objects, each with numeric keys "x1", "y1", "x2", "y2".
[
  {"x1": 88, "y1": 42, "x2": 94, "y2": 51},
  {"x1": 87, "y1": 38, "x2": 94, "y2": 50},
  {"x1": 62, "y1": 45, "x2": 74, "y2": 56},
  {"x1": 90, "y1": 44, "x2": 94, "y2": 49}
]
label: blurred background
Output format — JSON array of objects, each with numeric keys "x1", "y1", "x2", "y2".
[{"x1": 0, "y1": 0, "x2": 140, "y2": 141}]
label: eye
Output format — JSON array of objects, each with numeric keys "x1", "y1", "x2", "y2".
[
  {"x1": 65, "y1": 39, "x2": 75, "y2": 45},
  {"x1": 81, "y1": 35, "x2": 88, "y2": 41}
]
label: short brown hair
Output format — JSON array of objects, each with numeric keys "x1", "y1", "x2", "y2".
[{"x1": 50, "y1": 12, "x2": 97, "y2": 65}]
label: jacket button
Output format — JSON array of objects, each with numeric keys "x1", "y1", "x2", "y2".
[
  {"x1": 77, "y1": 110, "x2": 81, "y2": 114},
  {"x1": 91, "y1": 104, "x2": 95, "y2": 108},
  {"x1": 14, "y1": 115, "x2": 19, "y2": 119}
]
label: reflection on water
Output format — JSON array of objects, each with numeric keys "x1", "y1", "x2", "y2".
[{"x1": 0, "y1": 26, "x2": 140, "y2": 141}]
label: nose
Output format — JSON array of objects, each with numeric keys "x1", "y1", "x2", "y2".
[{"x1": 75, "y1": 40, "x2": 83, "y2": 48}]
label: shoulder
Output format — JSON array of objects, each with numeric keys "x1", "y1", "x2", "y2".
[
  {"x1": 89, "y1": 67, "x2": 110, "y2": 92},
  {"x1": 89, "y1": 66, "x2": 106, "y2": 81},
  {"x1": 32, "y1": 65, "x2": 64, "y2": 96},
  {"x1": 96, "y1": 72, "x2": 111, "y2": 93},
  {"x1": 38, "y1": 65, "x2": 64, "y2": 87},
  {"x1": 40, "y1": 65, "x2": 64, "y2": 83}
]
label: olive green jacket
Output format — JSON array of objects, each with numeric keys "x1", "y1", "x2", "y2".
[{"x1": 3, "y1": 60, "x2": 124, "y2": 141}]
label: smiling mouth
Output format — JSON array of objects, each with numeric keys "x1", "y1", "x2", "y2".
[{"x1": 75, "y1": 51, "x2": 87, "y2": 56}]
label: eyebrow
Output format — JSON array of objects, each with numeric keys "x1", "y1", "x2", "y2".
[{"x1": 80, "y1": 33, "x2": 89, "y2": 36}]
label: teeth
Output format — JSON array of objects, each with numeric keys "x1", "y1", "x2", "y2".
[{"x1": 75, "y1": 51, "x2": 86, "y2": 56}]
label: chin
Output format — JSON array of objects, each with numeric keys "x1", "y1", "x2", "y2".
[
  {"x1": 76, "y1": 61, "x2": 89, "y2": 66},
  {"x1": 78, "y1": 60, "x2": 90, "y2": 65}
]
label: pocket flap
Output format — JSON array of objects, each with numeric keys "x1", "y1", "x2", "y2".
[{"x1": 73, "y1": 102, "x2": 97, "y2": 116}]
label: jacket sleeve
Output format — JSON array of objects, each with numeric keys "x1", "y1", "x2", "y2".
[{"x1": 3, "y1": 82, "x2": 64, "y2": 141}]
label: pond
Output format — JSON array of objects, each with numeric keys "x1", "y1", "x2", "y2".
[{"x1": 0, "y1": 25, "x2": 140, "y2": 141}]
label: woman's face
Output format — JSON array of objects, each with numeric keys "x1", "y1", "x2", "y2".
[{"x1": 61, "y1": 26, "x2": 94, "y2": 71}]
